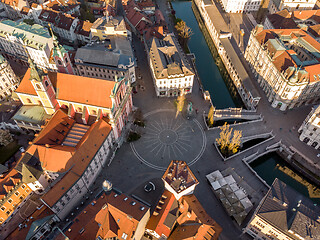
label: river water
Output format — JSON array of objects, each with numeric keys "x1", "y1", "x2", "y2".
[
  {"x1": 171, "y1": 1, "x2": 239, "y2": 109},
  {"x1": 172, "y1": 0, "x2": 319, "y2": 204}
]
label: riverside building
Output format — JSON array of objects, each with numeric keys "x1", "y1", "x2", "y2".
[
  {"x1": 245, "y1": 25, "x2": 320, "y2": 111},
  {"x1": 220, "y1": 0, "x2": 261, "y2": 13},
  {"x1": 148, "y1": 33, "x2": 194, "y2": 97},
  {"x1": 299, "y1": 105, "x2": 320, "y2": 149},
  {"x1": 268, "y1": 0, "x2": 317, "y2": 14}
]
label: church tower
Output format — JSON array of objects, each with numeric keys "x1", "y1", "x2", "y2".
[
  {"x1": 28, "y1": 55, "x2": 58, "y2": 115},
  {"x1": 49, "y1": 25, "x2": 75, "y2": 75}
]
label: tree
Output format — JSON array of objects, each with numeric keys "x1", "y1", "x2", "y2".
[
  {"x1": 208, "y1": 106, "x2": 215, "y2": 126},
  {"x1": 175, "y1": 20, "x2": 193, "y2": 49},
  {"x1": 175, "y1": 94, "x2": 186, "y2": 118},
  {"x1": 228, "y1": 130, "x2": 242, "y2": 154},
  {"x1": 0, "y1": 129, "x2": 13, "y2": 146},
  {"x1": 216, "y1": 122, "x2": 232, "y2": 154}
]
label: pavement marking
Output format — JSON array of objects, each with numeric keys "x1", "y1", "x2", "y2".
[{"x1": 130, "y1": 109, "x2": 207, "y2": 170}]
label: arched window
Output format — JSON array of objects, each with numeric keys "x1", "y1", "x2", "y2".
[
  {"x1": 57, "y1": 59, "x2": 62, "y2": 66},
  {"x1": 45, "y1": 81, "x2": 49, "y2": 87},
  {"x1": 26, "y1": 98, "x2": 32, "y2": 103},
  {"x1": 35, "y1": 84, "x2": 41, "y2": 90},
  {"x1": 65, "y1": 57, "x2": 68, "y2": 64}
]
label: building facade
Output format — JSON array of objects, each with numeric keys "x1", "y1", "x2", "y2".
[
  {"x1": 14, "y1": 58, "x2": 133, "y2": 142},
  {"x1": 148, "y1": 34, "x2": 194, "y2": 97},
  {"x1": 268, "y1": 0, "x2": 317, "y2": 14},
  {"x1": 220, "y1": 0, "x2": 261, "y2": 13},
  {"x1": 298, "y1": 105, "x2": 320, "y2": 149},
  {"x1": 91, "y1": 15, "x2": 129, "y2": 40},
  {"x1": 0, "y1": 55, "x2": 19, "y2": 101},
  {"x1": 13, "y1": 109, "x2": 116, "y2": 221},
  {"x1": 245, "y1": 25, "x2": 320, "y2": 111},
  {"x1": 0, "y1": 19, "x2": 56, "y2": 70},
  {"x1": 74, "y1": 36, "x2": 136, "y2": 83},
  {"x1": 244, "y1": 178, "x2": 320, "y2": 239},
  {"x1": 0, "y1": 0, "x2": 29, "y2": 20}
]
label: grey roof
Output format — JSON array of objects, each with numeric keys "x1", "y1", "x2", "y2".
[
  {"x1": 75, "y1": 35, "x2": 134, "y2": 68},
  {"x1": 163, "y1": 198, "x2": 178, "y2": 228},
  {"x1": 257, "y1": 178, "x2": 320, "y2": 240},
  {"x1": 26, "y1": 215, "x2": 54, "y2": 240},
  {"x1": 149, "y1": 34, "x2": 194, "y2": 79}
]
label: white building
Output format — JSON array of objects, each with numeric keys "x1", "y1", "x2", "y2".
[
  {"x1": 0, "y1": 0, "x2": 29, "y2": 20},
  {"x1": 298, "y1": 105, "x2": 320, "y2": 149},
  {"x1": 245, "y1": 25, "x2": 320, "y2": 111},
  {"x1": 0, "y1": 19, "x2": 56, "y2": 70},
  {"x1": 148, "y1": 34, "x2": 194, "y2": 97},
  {"x1": 244, "y1": 178, "x2": 320, "y2": 239},
  {"x1": 0, "y1": 55, "x2": 19, "y2": 101},
  {"x1": 268, "y1": 0, "x2": 317, "y2": 14},
  {"x1": 162, "y1": 160, "x2": 199, "y2": 200},
  {"x1": 220, "y1": 0, "x2": 261, "y2": 13}
]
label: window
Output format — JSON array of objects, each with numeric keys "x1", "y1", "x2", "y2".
[
  {"x1": 45, "y1": 81, "x2": 49, "y2": 87},
  {"x1": 1, "y1": 206, "x2": 5, "y2": 211},
  {"x1": 122, "y1": 233, "x2": 128, "y2": 239},
  {"x1": 57, "y1": 60, "x2": 62, "y2": 65},
  {"x1": 14, "y1": 191, "x2": 19, "y2": 196},
  {"x1": 21, "y1": 184, "x2": 25, "y2": 189},
  {"x1": 26, "y1": 98, "x2": 32, "y2": 104},
  {"x1": 36, "y1": 83, "x2": 41, "y2": 90},
  {"x1": 8, "y1": 199, "x2": 12, "y2": 204}
]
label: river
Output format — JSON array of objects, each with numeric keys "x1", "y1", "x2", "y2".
[
  {"x1": 171, "y1": 0, "x2": 240, "y2": 109},
  {"x1": 171, "y1": 0, "x2": 319, "y2": 204}
]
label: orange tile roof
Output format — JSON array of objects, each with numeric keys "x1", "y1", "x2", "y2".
[
  {"x1": 168, "y1": 195, "x2": 222, "y2": 240},
  {"x1": 64, "y1": 192, "x2": 149, "y2": 239},
  {"x1": 0, "y1": 169, "x2": 32, "y2": 225},
  {"x1": 146, "y1": 190, "x2": 176, "y2": 237},
  {"x1": 33, "y1": 109, "x2": 75, "y2": 145},
  {"x1": 15, "y1": 69, "x2": 37, "y2": 96},
  {"x1": 17, "y1": 69, "x2": 116, "y2": 109},
  {"x1": 293, "y1": 9, "x2": 320, "y2": 21},
  {"x1": 55, "y1": 73, "x2": 115, "y2": 108},
  {"x1": 41, "y1": 117, "x2": 112, "y2": 206},
  {"x1": 304, "y1": 63, "x2": 320, "y2": 83}
]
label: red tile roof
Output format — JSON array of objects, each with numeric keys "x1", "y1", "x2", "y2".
[
  {"x1": 16, "y1": 69, "x2": 116, "y2": 109},
  {"x1": 40, "y1": 115, "x2": 112, "y2": 206},
  {"x1": 63, "y1": 192, "x2": 149, "y2": 239},
  {"x1": 146, "y1": 190, "x2": 176, "y2": 237},
  {"x1": 168, "y1": 195, "x2": 222, "y2": 240}
]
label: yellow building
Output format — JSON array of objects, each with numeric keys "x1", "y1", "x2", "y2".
[{"x1": 0, "y1": 170, "x2": 32, "y2": 226}]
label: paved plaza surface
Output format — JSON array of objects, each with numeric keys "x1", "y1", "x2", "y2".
[{"x1": 131, "y1": 109, "x2": 206, "y2": 170}]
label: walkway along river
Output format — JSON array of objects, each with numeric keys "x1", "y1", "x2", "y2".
[{"x1": 171, "y1": 0, "x2": 320, "y2": 204}]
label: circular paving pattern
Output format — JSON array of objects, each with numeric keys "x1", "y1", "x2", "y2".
[{"x1": 130, "y1": 109, "x2": 207, "y2": 170}]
